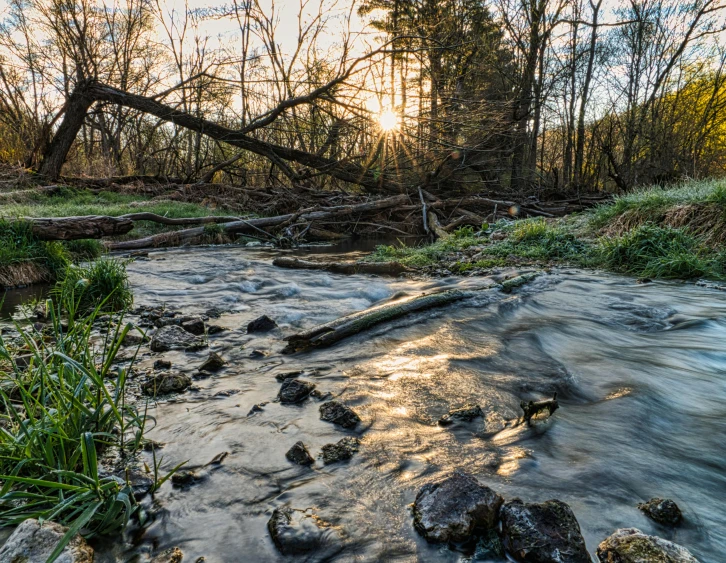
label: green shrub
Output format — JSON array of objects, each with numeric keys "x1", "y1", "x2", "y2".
[{"x1": 54, "y1": 258, "x2": 133, "y2": 315}]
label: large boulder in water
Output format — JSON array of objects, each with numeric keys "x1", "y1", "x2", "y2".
[
  {"x1": 637, "y1": 498, "x2": 683, "y2": 526},
  {"x1": 0, "y1": 518, "x2": 94, "y2": 563},
  {"x1": 319, "y1": 400, "x2": 360, "y2": 429},
  {"x1": 597, "y1": 528, "x2": 699, "y2": 562},
  {"x1": 413, "y1": 470, "x2": 503, "y2": 543},
  {"x1": 248, "y1": 314, "x2": 278, "y2": 333},
  {"x1": 500, "y1": 498, "x2": 590, "y2": 563},
  {"x1": 268, "y1": 507, "x2": 337, "y2": 555},
  {"x1": 279, "y1": 379, "x2": 316, "y2": 403},
  {"x1": 286, "y1": 441, "x2": 314, "y2": 465},
  {"x1": 151, "y1": 325, "x2": 206, "y2": 352},
  {"x1": 321, "y1": 437, "x2": 360, "y2": 464}
]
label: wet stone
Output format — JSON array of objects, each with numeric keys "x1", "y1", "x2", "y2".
[
  {"x1": 214, "y1": 389, "x2": 240, "y2": 397},
  {"x1": 638, "y1": 498, "x2": 683, "y2": 526},
  {"x1": 438, "y1": 403, "x2": 484, "y2": 426},
  {"x1": 500, "y1": 498, "x2": 590, "y2": 563},
  {"x1": 150, "y1": 547, "x2": 184, "y2": 563},
  {"x1": 319, "y1": 400, "x2": 360, "y2": 429},
  {"x1": 207, "y1": 324, "x2": 226, "y2": 334},
  {"x1": 321, "y1": 437, "x2": 360, "y2": 464},
  {"x1": 142, "y1": 373, "x2": 192, "y2": 396},
  {"x1": 171, "y1": 470, "x2": 201, "y2": 487},
  {"x1": 279, "y1": 379, "x2": 316, "y2": 403},
  {"x1": 153, "y1": 359, "x2": 172, "y2": 370},
  {"x1": 199, "y1": 351, "x2": 226, "y2": 372},
  {"x1": 248, "y1": 402, "x2": 268, "y2": 415},
  {"x1": 150, "y1": 325, "x2": 207, "y2": 352},
  {"x1": 596, "y1": 528, "x2": 699, "y2": 563},
  {"x1": 275, "y1": 370, "x2": 304, "y2": 382},
  {"x1": 268, "y1": 507, "x2": 333, "y2": 555},
  {"x1": 413, "y1": 470, "x2": 503, "y2": 543},
  {"x1": 120, "y1": 468, "x2": 154, "y2": 500},
  {"x1": 247, "y1": 314, "x2": 278, "y2": 333},
  {"x1": 181, "y1": 317, "x2": 206, "y2": 335},
  {"x1": 122, "y1": 331, "x2": 147, "y2": 347},
  {"x1": 310, "y1": 389, "x2": 332, "y2": 401},
  {"x1": 0, "y1": 518, "x2": 94, "y2": 563},
  {"x1": 286, "y1": 441, "x2": 314, "y2": 465}
]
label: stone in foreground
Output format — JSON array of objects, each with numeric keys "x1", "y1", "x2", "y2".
[
  {"x1": 319, "y1": 400, "x2": 360, "y2": 429},
  {"x1": 321, "y1": 437, "x2": 360, "y2": 464},
  {"x1": 151, "y1": 325, "x2": 207, "y2": 352},
  {"x1": 597, "y1": 528, "x2": 699, "y2": 563},
  {"x1": 637, "y1": 498, "x2": 683, "y2": 526},
  {"x1": 413, "y1": 470, "x2": 503, "y2": 543},
  {"x1": 438, "y1": 403, "x2": 484, "y2": 426},
  {"x1": 181, "y1": 317, "x2": 205, "y2": 335},
  {"x1": 500, "y1": 498, "x2": 590, "y2": 563},
  {"x1": 198, "y1": 351, "x2": 227, "y2": 372},
  {"x1": 142, "y1": 373, "x2": 192, "y2": 396},
  {"x1": 247, "y1": 314, "x2": 278, "y2": 333},
  {"x1": 268, "y1": 507, "x2": 334, "y2": 555},
  {"x1": 0, "y1": 518, "x2": 94, "y2": 563},
  {"x1": 286, "y1": 441, "x2": 315, "y2": 465},
  {"x1": 279, "y1": 379, "x2": 316, "y2": 403}
]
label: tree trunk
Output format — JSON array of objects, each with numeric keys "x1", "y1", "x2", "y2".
[{"x1": 20, "y1": 216, "x2": 134, "y2": 240}]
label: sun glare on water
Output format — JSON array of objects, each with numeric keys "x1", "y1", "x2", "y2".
[{"x1": 379, "y1": 110, "x2": 399, "y2": 132}]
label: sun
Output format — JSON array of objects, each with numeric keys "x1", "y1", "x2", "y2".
[{"x1": 379, "y1": 110, "x2": 399, "y2": 132}]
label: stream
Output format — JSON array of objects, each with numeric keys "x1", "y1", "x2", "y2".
[{"x1": 5, "y1": 244, "x2": 726, "y2": 562}]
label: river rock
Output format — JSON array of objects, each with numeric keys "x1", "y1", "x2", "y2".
[
  {"x1": 596, "y1": 528, "x2": 699, "y2": 562},
  {"x1": 207, "y1": 324, "x2": 226, "y2": 334},
  {"x1": 413, "y1": 470, "x2": 503, "y2": 543},
  {"x1": 151, "y1": 325, "x2": 206, "y2": 352},
  {"x1": 199, "y1": 351, "x2": 226, "y2": 372},
  {"x1": 248, "y1": 314, "x2": 278, "y2": 333},
  {"x1": 286, "y1": 441, "x2": 315, "y2": 465},
  {"x1": 438, "y1": 403, "x2": 484, "y2": 426},
  {"x1": 142, "y1": 373, "x2": 192, "y2": 396},
  {"x1": 268, "y1": 507, "x2": 334, "y2": 555},
  {"x1": 154, "y1": 359, "x2": 172, "y2": 370},
  {"x1": 120, "y1": 467, "x2": 154, "y2": 500},
  {"x1": 122, "y1": 331, "x2": 147, "y2": 347},
  {"x1": 321, "y1": 437, "x2": 360, "y2": 464},
  {"x1": 319, "y1": 400, "x2": 360, "y2": 429},
  {"x1": 0, "y1": 518, "x2": 94, "y2": 563},
  {"x1": 637, "y1": 498, "x2": 682, "y2": 526},
  {"x1": 150, "y1": 547, "x2": 184, "y2": 563},
  {"x1": 171, "y1": 470, "x2": 201, "y2": 486},
  {"x1": 279, "y1": 379, "x2": 316, "y2": 403},
  {"x1": 500, "y1": 498, "x2": 590, "y2": 563},
  {"x1": 181, "y1": 317, "x2": 205, "y2": 335}
]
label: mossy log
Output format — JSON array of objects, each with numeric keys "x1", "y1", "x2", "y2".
[
  {"x1": 273, "y1": 257, "x2": 410, "y2": 276},
  {"x1": 19, "y1": 215, "x2": 134, "y2": 240},
  {"x1": 283, "y1": 288, "x2": 469, "y2": 352}
]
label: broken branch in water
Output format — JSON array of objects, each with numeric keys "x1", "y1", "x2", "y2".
[
  {"x1": 520, "y1": 393, "x2": 559, "y2": 425},
  {"x1": 272, "y1": 257, "x2": 411, "y2": 276}
]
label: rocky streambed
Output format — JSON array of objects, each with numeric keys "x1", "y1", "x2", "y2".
[{"x1": 2, "y1": 244, "x2": 726, "y2": 562}]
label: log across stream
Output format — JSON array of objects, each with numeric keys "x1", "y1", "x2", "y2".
[{"x1": 2, "y1": 245, "x2": 724, "y2": 562}]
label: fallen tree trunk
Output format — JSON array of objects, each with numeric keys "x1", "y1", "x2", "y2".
[
  {"x1": 19, "y1": 216, "x2": 134, "y2": 240},
  {"x1": 106, "y1": 194, "x2": 410, "y2": 250},
  {"x1": 118, "y1": 212, "x2": 243, "y2": 225},
  {"x1": 282, "y1": 288, "x2": 469, "y2": 353},
  {"x1": 273, "y1": 257, "x2": 410, "y2": 276}
]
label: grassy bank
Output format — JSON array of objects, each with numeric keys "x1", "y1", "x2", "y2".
[{"x1": 369, "y1": 179, "x2": 726, "y2": 280}]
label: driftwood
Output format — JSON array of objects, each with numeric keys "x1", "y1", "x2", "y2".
[
  {"x1": 427, "y1": 210, "x2": 449, "y2": 239},
  {"x1": 20, "y1": 215, "x2": 134, "y2": 240},
  {"x1": 283, "y1": 288, "x2": 469, "y2": 353},
  {"x1": 520, "y1": 393, "x2": 559, "y2": 425},
  {"x1": 118, "y1": 212, "x2": 243, "y2": 226},
  {"x1": 273, "y1": 257, "x2": 410, "y2": 276},
  {"x1": 107, "y1": 194, "x2": 410, "y2": 250}
]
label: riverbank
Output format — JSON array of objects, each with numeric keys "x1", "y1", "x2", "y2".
[{"x1": 368, "y1": 179, "x2": 726, "y2": 281}]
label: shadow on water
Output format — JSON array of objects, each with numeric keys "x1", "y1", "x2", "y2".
[{"x1": 4, "y1": 242, "x2": 726, "y2": 562}]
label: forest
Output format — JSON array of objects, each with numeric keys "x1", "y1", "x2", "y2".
[{"x1": 1, "y1": 0, "x2": 726, "y2": 562}]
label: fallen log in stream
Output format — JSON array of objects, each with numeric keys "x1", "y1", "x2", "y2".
[{"x1": 273, "y1": 257, "x2": 411, "y2": 276}]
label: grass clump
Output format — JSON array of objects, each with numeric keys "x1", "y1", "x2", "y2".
[
  {"x1": 487, "y1": 218, "x2": 592, "y2": 262},
  {"x1": 0, "y1": 298, "x2": 148, "y2": 560},
  {"x1": 597, "y1": 224, "x2": 722, "y2": 279},
  {"x1": 54, "y1": 258, "x2": 133, "y2": 315},
  {"x1": 369, "y1": 227, "x2": 481, "y2": 267}
]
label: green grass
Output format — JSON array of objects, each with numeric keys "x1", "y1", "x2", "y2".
[
  {"x1": 369, "y1": 227, "x2": 482, "y2": 267},
  {"x1": 0, "y1": 296, "x2": 148, "y2": 560},
  {"x1": 53, "y1": 258, "x2": 133, "y2": 315},
  {"x1": 486, "y1": 218, "x2": 591, "y2": 262},
  {"x1": 1, "y1": 187, "x2": 238, "y2": 238}
]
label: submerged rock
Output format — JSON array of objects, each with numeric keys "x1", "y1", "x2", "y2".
[
  {"x1": 121, "y1": 467, "x2": 154, "y2": 500},
  {"x1": 275, "y1": 370, "x2": 304, "y2": 382},
  {"x1": 438, "y1": 403, "x2": 484, "y2": 426},
  {"x1": 321, "y1": 437, "x2": 360, "y2": 464},
  {"x1": 181, "y1": 317, "x2": 206, "y2": 335},
  {"x1": 637, "y1": 498, "x2": 683, "y2": 526},
  {"x1": 286, "y1": 441, "x2": 315, "y2": 465},
  {"x1": 268, "y1": 507, "x2": 335, "y2": 555},
  {"x1": 151, "y1": 325, "x2": 206, "y2": 352},
  {"x1": 319, "y1": 400, "x2": 360, "y2": 429},
  {"x1": 207, "y1": 324, "x2": 226, "y2": 335},
  {"x1": 500, "y1": 498, "x2": 590, "y2": 563},
  {"x1": 153, "y1": 359, "x2": 172, "y2": 370},
  {"x1": 171, "y1": 470, "x2": 201, "y2": 486},
  {"x1": 596, "y1": 528, "x2": 699, "y2": 563},
  {"x1": 248, "y1": 402, "x2": 268, "y2": 415},
  {"x1": 150, "y1": 547, "x2": 184, "y2": 563},
  {"x1": 122, "y1": 331, "x2": 147, "y2": 347},
  {"x1": 0, "y1": 518, "x2": 94, "y2": 563},
  {"x1": 142, "y1": 373, "x2": 192, "y2": 396},
  {"x1": 248, "y1": 314, "x2": 278, "y2": 333},
  {"x1": 413, "y1": 470, "x2": 503, "y2": 543},
  {"x1": 279, "y1": 379, "x2": 316, "y2": 403},
  {"x1": 199, "y1": 351, "x2": 227, "y2": 372}
]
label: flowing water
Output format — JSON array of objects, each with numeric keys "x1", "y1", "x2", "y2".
[{"x1": 5, "y1": 244, "x2": 726, "y2": 562}]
